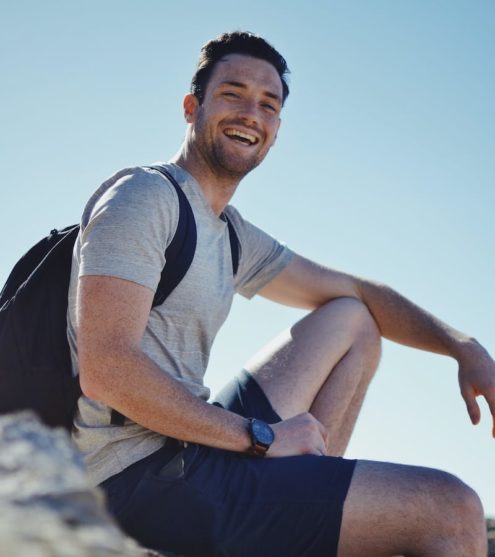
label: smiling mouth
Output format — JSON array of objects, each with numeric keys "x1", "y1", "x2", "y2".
[{"x1": 224, "y1": 128, "x2": 259, "y2": 146}]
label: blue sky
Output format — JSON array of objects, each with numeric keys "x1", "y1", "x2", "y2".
[{"x1": 2, "y1": 1, "x2": 494, "y2": 515}]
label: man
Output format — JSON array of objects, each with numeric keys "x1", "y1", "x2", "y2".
[{"x1": 69, "y1": 31, "x2": 494, "y2": 556}]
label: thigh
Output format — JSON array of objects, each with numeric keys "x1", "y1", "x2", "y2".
[
  {"x1": 337, "y1": 459, "x2": 477, "y2": 557},
  {"x1": 243, "y1": 298, "x2": 377, "y2": 419},
  {"x1": 183, "y1": 446, "x2": 357, "y2": 557},
  {"x1": 212, "y1": 368, "x2": 282, "y2": 423},
  {"x1": 103, "y1": 443, "x2": 218, "y2": 557},
  {"x1": 105, "y1": 438, "x2": 357, "y2": 557}
]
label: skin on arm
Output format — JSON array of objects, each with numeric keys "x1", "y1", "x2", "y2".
[
  {"x1": 259, "y1": 253, "x2": 495, "y2": 436},
  {"x1": 76, "y1": 275, "x2": 328, "y2": 457}
]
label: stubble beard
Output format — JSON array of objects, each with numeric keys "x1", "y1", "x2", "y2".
[{"x1": 194, "y1": 111, "x2": 267, "y2": 182}]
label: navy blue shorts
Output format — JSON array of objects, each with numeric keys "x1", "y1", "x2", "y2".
[{"x1": 101, "y1": 371, "x2": 357, "y2": 557}]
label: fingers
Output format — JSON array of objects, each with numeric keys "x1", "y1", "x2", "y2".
[
  {"x1": 312, "y1": 433, "x2": 328, "y2": 457},
  {"x1": 300, "y1": 412, "x2": 328, "y2": 456},
  {"x1": 459, "y1": 366, "x2": 495, "y2": 436},
  {"x1": 462, "y1": 387, "x2": 481, "y2": 425},
  {"x1": 282, "y1": 412, "x2": 327, "y2": 456},
  {"x1": 320, "y1": 423, "x2": 330, "y2": 455},
  {"x1": 487, "y1": 395, "x2": 495, "y2": 438},
  {"x1": 459, "y1": 375, "x2": 481, "y2": 425},
  {"x1": 469, "y1": 392, "x2": 495, "y2": 438},
  {"x1": 457, "y1": 349, "x2": 495, "y2": 437},
  {"x1": 269, "y1": 412, "x2": 329, "y2": 457}
]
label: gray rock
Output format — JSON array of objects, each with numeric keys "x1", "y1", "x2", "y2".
[{"x1": 0, "y1": 411, "x2": 168, "y2": 557}]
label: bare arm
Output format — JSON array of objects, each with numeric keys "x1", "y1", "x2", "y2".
[
  {"x1": 260, "y1": 254, "x2": 474, "y2": 354},
  {"x1": 259, "y1": 253, "x2": 495, "y2": 435},
  {"x1": 77, "y1": 275, "x2": 328, "y2": 456}
]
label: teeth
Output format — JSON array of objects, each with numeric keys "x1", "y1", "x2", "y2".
[{"x1": 224, "y1": 128, "x2": 257, "y2": 144}]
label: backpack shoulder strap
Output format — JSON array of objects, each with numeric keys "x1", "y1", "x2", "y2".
[
  {"x1": 110, "y1": 165, "x2": 197, "y2": 426},
  {"x1": 146, "y1": 165, "x2": 197, "y2": 308},
  {"x1": 223, "y1": 213, "x2": 240, "y2": 276},
  {"x1": 110, "y1": 166, "x2": 239, "y2": 427}
]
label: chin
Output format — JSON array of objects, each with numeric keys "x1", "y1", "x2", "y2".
[
  {"x1": 225, "y1": 160, "x2": 262, "y2": 179},
  {"x1": 214, "y1": 150, "x2": 266, "y2": 178}
]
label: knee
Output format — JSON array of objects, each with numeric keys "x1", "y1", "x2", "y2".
[
  {"x1": 319, "y1": 297, "x2": 382, "y2": 353},
  {"x1": 447, "y1": 476, "x2": 484, "y2": 526},
  {"x1": 424, "y1": 469, "x2": 485, "y2": 534},
  {"x1": 437, "y1": 473, "x2": 487, "y2": 554}
]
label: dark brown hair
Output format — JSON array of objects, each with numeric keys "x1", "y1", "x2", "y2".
[{"x1": 191, "y1": 31, "x2": 290, "y2": 105}]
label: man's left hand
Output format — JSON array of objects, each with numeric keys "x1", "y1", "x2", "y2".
[{"x1": 457, "y1": 340, "x2": 495, "y2": 437}]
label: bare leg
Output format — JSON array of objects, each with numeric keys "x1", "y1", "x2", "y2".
[
  {"x1": 245, "y1": 297, "x2": 381, "y2": 454},
  {"x1": 244, "y1": 298, "x2": 487, "y2": 555},
  {"x1": 338, "y1": 460, "x2": 487, "y2": 557}
]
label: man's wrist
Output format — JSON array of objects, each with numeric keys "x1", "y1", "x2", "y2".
[
  {"x1": 452, "y1": 337, "x2": 485, "y2": 364},
  {"x1": 247, "y1": 418, "x2": 275, "y2": 457}
]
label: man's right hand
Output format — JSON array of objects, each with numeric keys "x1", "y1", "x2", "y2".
[{"x1": 268, "y1": 412, "x2": 329, "y2": 457}]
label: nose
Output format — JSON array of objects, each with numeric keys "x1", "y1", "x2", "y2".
[{"x1": 237, "y1": 99, "x2": 260, "y2": 127}]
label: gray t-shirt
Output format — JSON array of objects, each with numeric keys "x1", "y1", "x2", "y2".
[{"x1": 68, "y1": 162, "x2": 293, "y2": 485}]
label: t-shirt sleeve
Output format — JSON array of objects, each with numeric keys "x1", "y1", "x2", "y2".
[
  {"x1": 79, "y1": 167, "x2": 179, "y2": 292},
  {"x1": 226, "y1": 206, "x2": 294, "y2": 299}
]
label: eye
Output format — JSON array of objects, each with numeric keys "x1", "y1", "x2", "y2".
[
  {"x1": 262, "y1": 102, "x2": 281, "y2": 116},
  {"x1": 223, "y1": 91, "x2": 240, "y2": 99},
  {"x1": 262, "y1": 103, "x2": 277, "y2": 112}
]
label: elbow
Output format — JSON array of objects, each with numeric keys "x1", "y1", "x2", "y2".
[
  {"x1": 78, "y1": 341, "x2": 141, "y2": 404},
  {"x1": 79, "y1": 368, "x2": 100, "y2": 401},
  {"x1": 78, "y1": 346, "x2": 119, "y2": 402},
  {"x1": 79, "y1": 359, "x2": 105, "y2": 401}
]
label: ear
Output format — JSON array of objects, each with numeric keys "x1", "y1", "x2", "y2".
[{"x1": 183, "y1": 93, "x2": 199, "y2": 123}]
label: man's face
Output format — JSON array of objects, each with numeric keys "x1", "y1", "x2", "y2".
[{"x1": 185, "y1": 54, "x2": 283, "y2": 180}]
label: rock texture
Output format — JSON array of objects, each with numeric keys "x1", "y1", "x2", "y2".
[{"x1": 0, "y1": 411, "x2": 167, "y2": 557}]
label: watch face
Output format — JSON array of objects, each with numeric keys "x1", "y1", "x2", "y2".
[{"x1": 252, "y1": 419, "x2": 275, "y2": 446}]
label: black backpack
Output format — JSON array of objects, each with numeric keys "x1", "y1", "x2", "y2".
[{"x1": 0, "y1": 166, "x2": 239, "y2": 431}]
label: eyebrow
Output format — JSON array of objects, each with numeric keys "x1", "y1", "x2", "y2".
[{"x1": 220, "y1": 80, "x2": 282, "y2": 104}]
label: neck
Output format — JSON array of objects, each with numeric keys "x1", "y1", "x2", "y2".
[{"x1": 172, "y1": 142, "x2": 241, "y2": 216}]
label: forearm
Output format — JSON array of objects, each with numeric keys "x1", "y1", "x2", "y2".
[
  {"x1": 352, "y1": 278, "x2": 495, "y2": 435},
  {"x1": 356, "y1": 278, "x2": 477, "y2": 360},
  {"x1": 260, "y1": 254, "x2": 481, "y2": 361},
  {"x1": 80, "y1": 348, "x2": 252, "y2": 452},
  {"x1": 261, "y1": 255, "x2": 495, "y2": 435}
]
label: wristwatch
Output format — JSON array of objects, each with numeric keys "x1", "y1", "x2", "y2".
[{"x1": 247, "y1": 418, "x2": 274, "y2": 457}]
